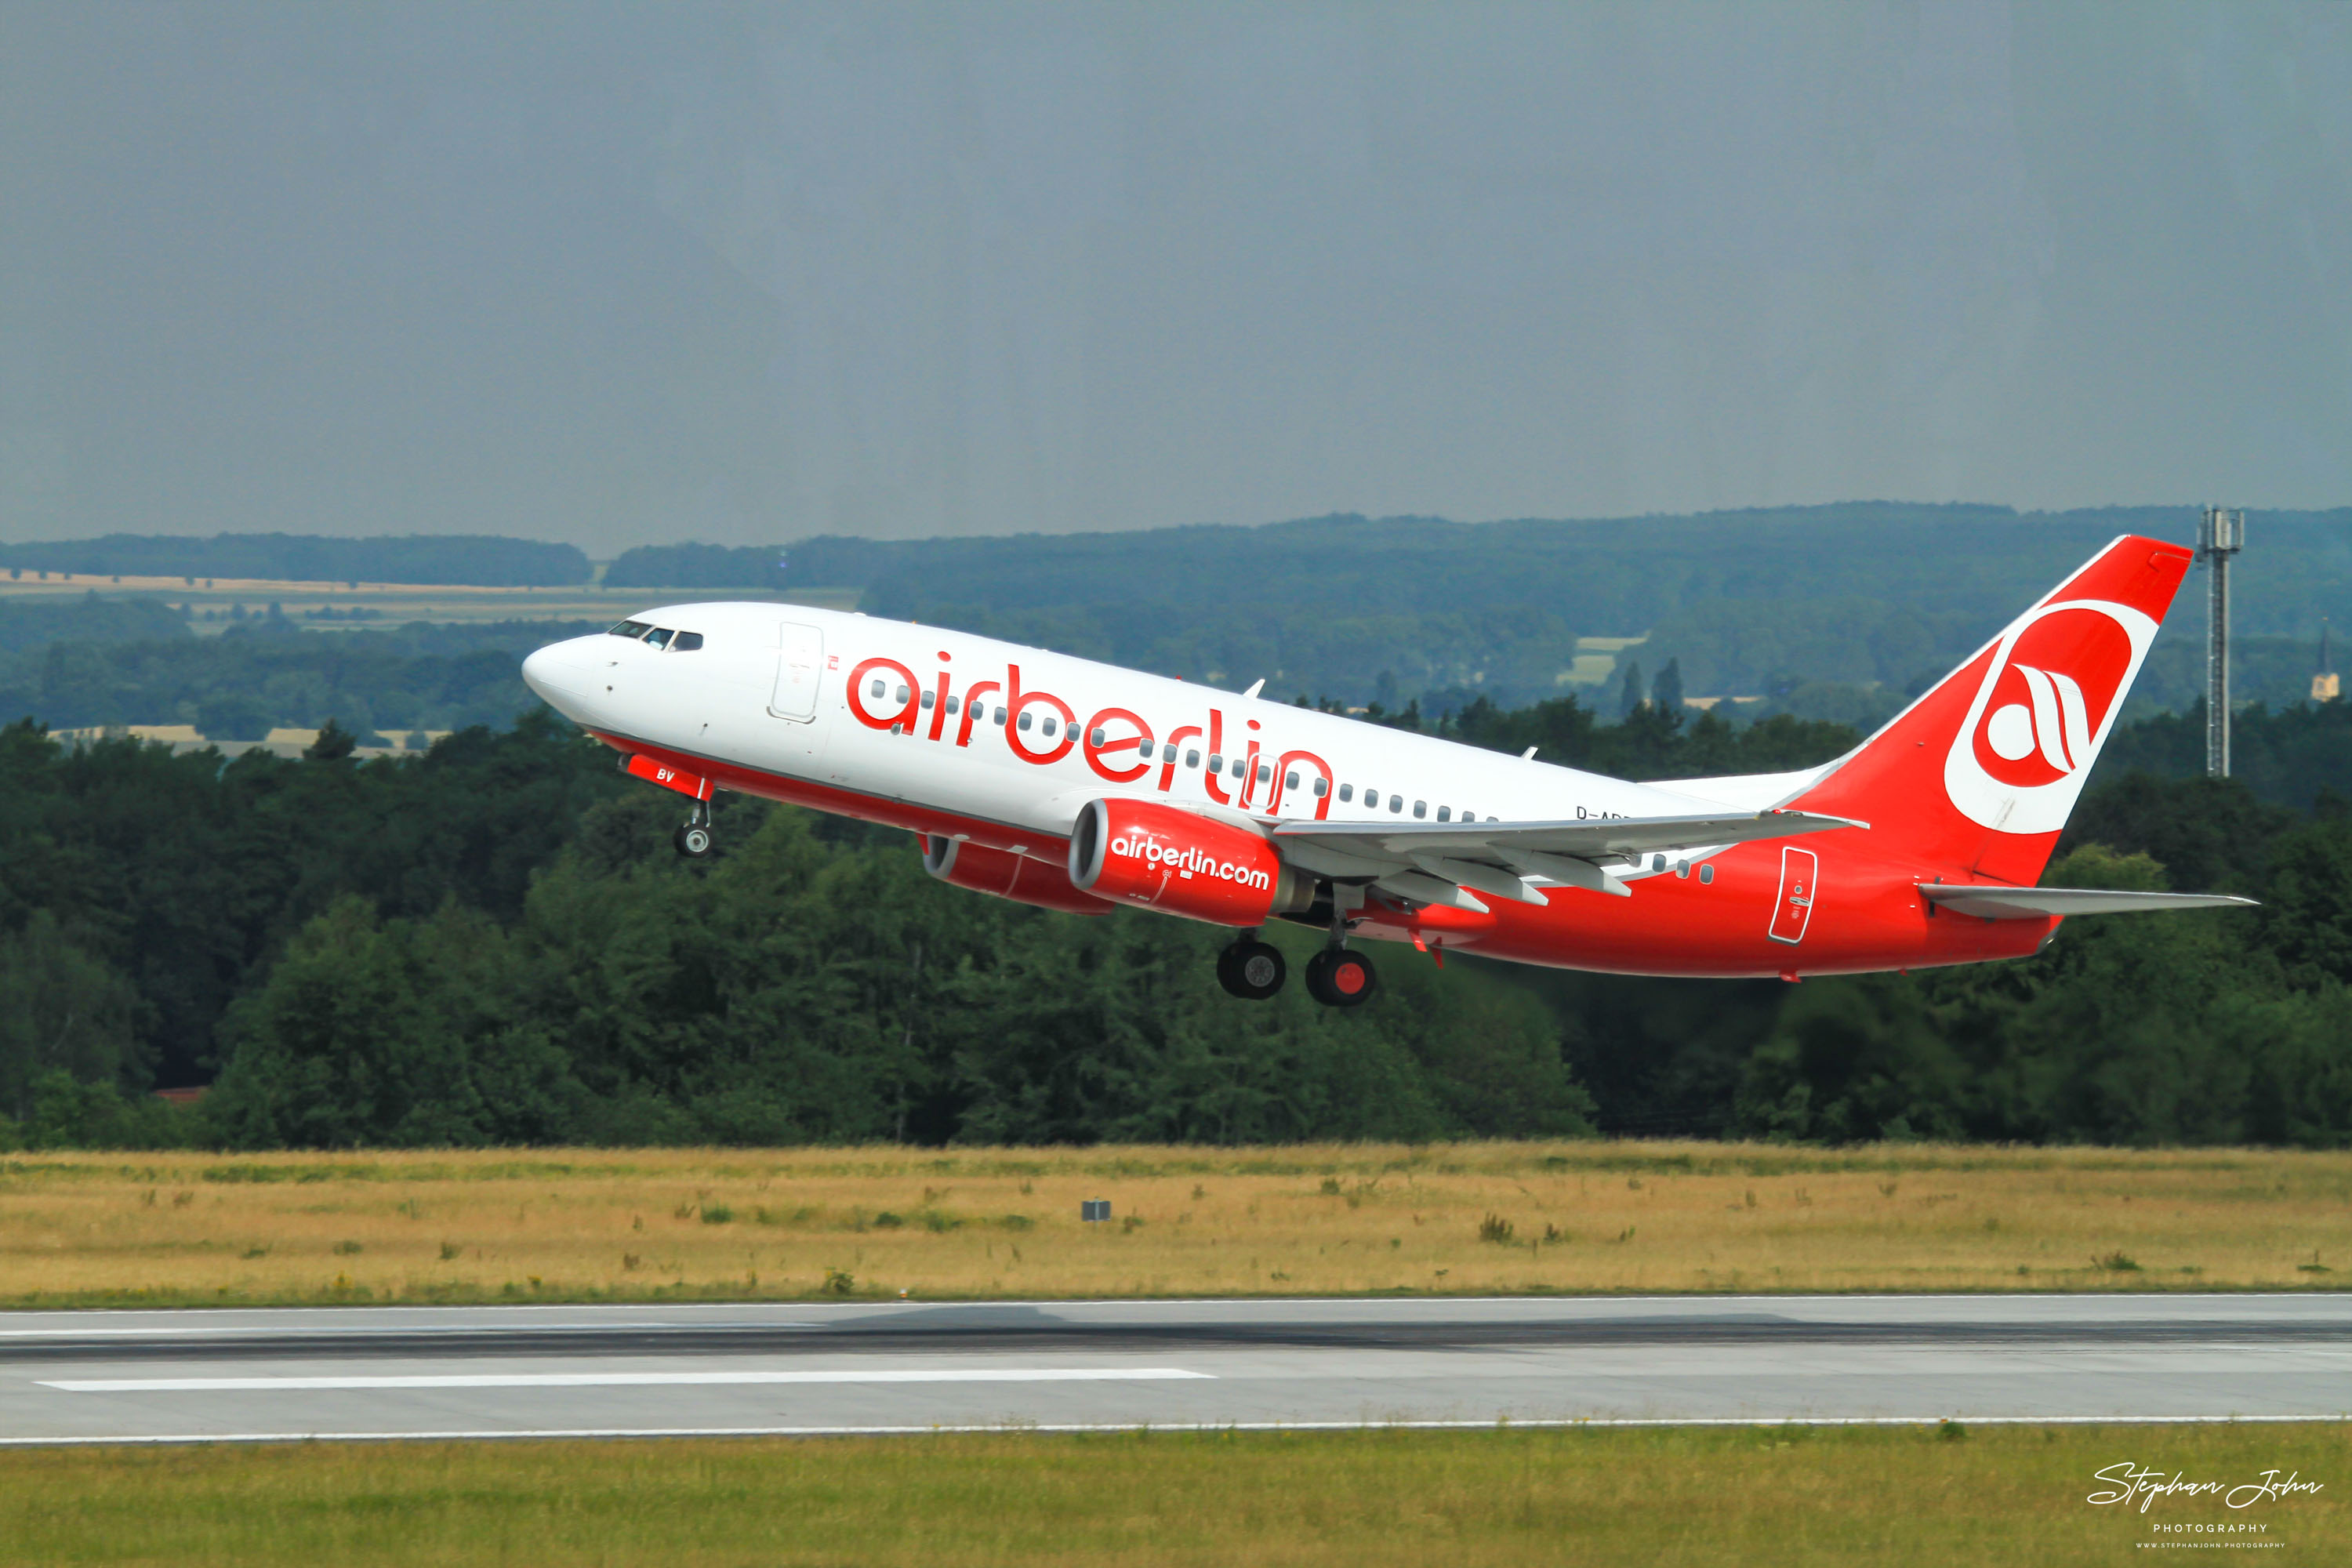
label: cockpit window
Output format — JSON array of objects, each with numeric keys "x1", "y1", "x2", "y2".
[
  {"x1": 643, "y1": 627, "x2": 674, "y2": 649},
  {"x1": 672, "y1": 631, "x2": 703, "y2": 652},
  {"x1": 608, "y1": 620, "x2": 653, "y2": 638}
]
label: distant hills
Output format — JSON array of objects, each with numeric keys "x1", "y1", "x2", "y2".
[
  {"x1": 5, "y1": 506, "x2": 2345, "y2": 716},
  {"x1": 0, "y1": 533, "x2": 589, "y2": 587},
  {"x1": 616, "y1": 503, "x2": 2348, "y2": 713}
]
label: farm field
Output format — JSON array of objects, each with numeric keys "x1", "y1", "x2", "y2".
[
  {"x1": 2, "y1": 1142, "x2": 2348, "y2": 1307},
  {"x1": 0, "y1": 572, "x2": 856, "y2": 630},
  {"x1": 1, "y1": 1423, "x2": 2341, "y2": 1566}
]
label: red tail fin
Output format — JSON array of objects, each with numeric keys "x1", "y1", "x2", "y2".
[{"x1": 1789, "y1": 535, "x2": 2194, "y2": 885}]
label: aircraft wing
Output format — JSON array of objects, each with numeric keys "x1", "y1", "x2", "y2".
[
  {"x1": 1918, "y1": 884, "x2": 2259, "y2": 920},
  {"x1": 1269, "y1": 809, "x2": 1863, "y2": 911}
]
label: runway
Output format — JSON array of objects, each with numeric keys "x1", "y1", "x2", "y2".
[{"x1": 1, "y1": 1294, "x2": 2345, "y2": 1444}]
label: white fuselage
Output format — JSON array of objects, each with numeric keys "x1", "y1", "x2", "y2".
[{"x1": 521, "y1": 602, "x2": 1755, "y2": 869}]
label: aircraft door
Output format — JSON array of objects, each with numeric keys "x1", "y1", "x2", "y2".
[
  {"x1": 1768, "y1": 847, "x2": 1818, "y2": 945},
  {"x1": 770, "y1": 623, "x2": 824, "y2": 721}
]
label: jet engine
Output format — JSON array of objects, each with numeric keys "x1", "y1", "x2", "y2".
[
  {"x1": 920, "y1": 835, "x2": 1113, "y2": 916},
  {"x1": 1067, "y1": 798, "x2": 1313, "y2": 926}
]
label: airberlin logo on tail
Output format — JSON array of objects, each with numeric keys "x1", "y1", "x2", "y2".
[
  {"x1": 1945, "y1": 598, "x2": 2154, "y2": 835},
  {"x1": 1984, "y1": 662, "x2": 2095, "y2": 778}
]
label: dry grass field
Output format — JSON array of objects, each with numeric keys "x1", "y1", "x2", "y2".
[
  {"x1": 2, "y1": 1142, "x2": 2349, "y2": 1306},
  {"x1": 2, "y1": 1424, "x2": 2343, "y2": 1566}
]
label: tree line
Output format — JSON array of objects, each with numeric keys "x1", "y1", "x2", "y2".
[{"x1": 1, "y1": 695, "x2": 2347, "y2": 1151}]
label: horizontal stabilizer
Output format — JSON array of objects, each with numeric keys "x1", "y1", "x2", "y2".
[{"x1": 1918, "y1": 884, "x2": 2259, "y2": 920}]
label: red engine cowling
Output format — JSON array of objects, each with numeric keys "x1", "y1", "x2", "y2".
[
  {"x1": 1066, "y1": 798, "x2": 1312, "y2": 926},
  {"x1": 921, "y1": 835, "x2": 1113, "y2": 917}
]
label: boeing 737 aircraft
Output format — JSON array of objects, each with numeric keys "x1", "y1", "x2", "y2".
[{"x1": 521, "y1": 535, "x2": 2249, "y2": 1007}]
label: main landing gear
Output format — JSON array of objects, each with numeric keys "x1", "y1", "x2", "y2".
[
  {"x1": 1216, "y1": 935, "x2": 1287, "y2": 1000},
  {"x1": 673, "y1": 798, "x2": 714, "y2": 859},
  {"x1": 1215, "y1": 914, "x2": 1379, "y2": 1009},
  {"x1": 1304, "y1": 946, "x2": 1378, "y2": 1008}
]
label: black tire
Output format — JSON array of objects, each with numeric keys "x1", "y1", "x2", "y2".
[
  {"x1": 1215, "y1": 938, "x2": 1287, "y2": 1000},
  {"x1": 674, "y1": 823, "x2": 714, "y2": 859},
  {"x1": 1305, "y1": 947, "x2": 1378, "y2": 1008}
]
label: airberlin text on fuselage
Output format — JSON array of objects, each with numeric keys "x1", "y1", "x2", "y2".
[{"x1": 845, "y1": 653, "x2": 1335, "y2": 820}]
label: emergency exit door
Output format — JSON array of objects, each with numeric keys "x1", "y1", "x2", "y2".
[
  {"x1": 769, "y1": 623, "x2": 824, "y2": 721},
  {"x1": 1768, "y1": 846, "x2": 1818, "y2": 945}
]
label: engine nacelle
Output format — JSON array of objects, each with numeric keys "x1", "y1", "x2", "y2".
[
  {"x1": 1067, "y1": 797, "x2": 1313, "y2": 927},
  {"x1": 921, "y1": 835, "x2": 1112, "y2": 917}
]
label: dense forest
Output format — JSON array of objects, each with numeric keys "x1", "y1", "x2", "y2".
[
  {"x1": 0, "y1": 612, "x2": 596, "y2": 736},
  {"x1": 3, "y1": 692, "x2": 2347, "y2": 1153}
]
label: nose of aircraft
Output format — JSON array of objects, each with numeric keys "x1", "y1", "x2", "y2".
[{"x1": 521, "y1": 640, "x2": 591, "y2": 709}]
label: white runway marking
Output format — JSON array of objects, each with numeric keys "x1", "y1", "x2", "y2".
[
  {"x1": 0, "y1": 1414, "x2": 2343, "y2": 1449},
  {"x1": 38, "y1": 1367, "x2": 1214, "y2": 1393}
]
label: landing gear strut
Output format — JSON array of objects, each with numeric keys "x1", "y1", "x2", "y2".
[
  {"x1": 1216, "y1": 933, "x2": 1287, "y2": 1000},
  {"x1": 673, "y1": 798, "x2": 714, "y2": 859}
]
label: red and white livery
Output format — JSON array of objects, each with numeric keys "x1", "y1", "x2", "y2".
[{"x1": 521, "y1": 535, "x2": 2249, "y2": 1007}]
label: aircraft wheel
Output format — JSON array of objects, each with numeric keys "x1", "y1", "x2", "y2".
[
  {"x1": 1216, "y1": 938, "x2": 1287, "y2": 1000},
  {"x1": 674, "y1": 823, "x2": 714, "y2": 859},
  {"x1": 1305, "y1": 947, "x2": 1378, "y2": 1008}
]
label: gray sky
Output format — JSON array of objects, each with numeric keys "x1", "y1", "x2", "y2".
[{"x1": 2, "y1": 2, "x2": 2347, "y2": 555}]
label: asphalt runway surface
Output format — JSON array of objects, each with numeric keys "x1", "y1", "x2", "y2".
[{"x1": 1, "y1": 1294, "x2": 2346, "y2": 1444}]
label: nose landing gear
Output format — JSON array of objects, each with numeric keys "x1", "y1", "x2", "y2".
[
  {"x1": 673, "y1": 799, "x2": 714, "y2": 859},
  {"x1": 1215, "y1": 934, "x2": 1287, "y2": 1000}
]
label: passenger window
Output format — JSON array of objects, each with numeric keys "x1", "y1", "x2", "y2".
[
  {"x1": 672, "y1": 632, "x2": 702, "y2": 652},
  {"x1": 1041, "y1": 717, "x2": 1058, "y2": 738},
  {"x1": 1436, "y1": 806, "x2": 1451, "y2": 822},
  {"x1": 895, "y1": 684, "x2": 911, "y2": 704},
  {"x1": 1363, "y1": 790, "x2": 1378, "y2": 808},
  {"x1": 870, "y1": 679, "x2": 887, "y2": 699},
  {"x1": 1185, "y1": 750, "x2": 1200, "y2": 768},
  {"x1": 1285, "y1": 771, "x2": 1300, "y2": 790},
  {"x1": 1018, "y1": 711, "x2": 1033, "y2": 731},
  {"x1": 1137, "y1": 739, "x2": 1152, "y2": 760},
  {"x1": 920, "y1": 689, "x2": 935, "y2": 710},
  {"x1": 1312, "y1": 778, "x2": 1327, "y2": 798},
  {"x1": 1338, "y1": 783, "x2": 1354, "y2": 803},
  {"x1": 1389, "y1": 795, "x2": 1403, "y2": 814},
  {"x1": 1257, "y1": 761, "x2": 1271, "y2": 784},
  {"x1": 994, "y1": 707, "x2": 1007, "y2": 725},
  {"x1": 1675, "y1": 859, "x2": 1690, "y2": 878},
  {"x1": 944, "y1": 695, "x2": 959, "y2": 715},
  {"x1": 1652, "y1": 854, "x2": 1668, "y2": 872},
  {"x1": 1700, "y1": 864, "x2": 1715, "y2": 884},
  {"x1": 1413, "y1": 800, "x2": 1427, "y2": 818},
  {"x1": 1090, "y1": 728, "x2": 1105, "y2": 747},
  {"x1": 607, "y1": 620, "x2": 652, "y2": 638},
  {"x1": 644, "y1": 627, "x2": 674, "y2": 649},
  {"x1": 1208, "y1": 754, "x2": 1223, "y2": 774}
]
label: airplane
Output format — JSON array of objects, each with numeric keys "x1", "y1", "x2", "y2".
[{"x1": 520, "y1": 533, "x2": 2252, "y2": 1007}]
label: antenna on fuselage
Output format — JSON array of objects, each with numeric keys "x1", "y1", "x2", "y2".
[
  {"x1": 1241, "y1": 679, "x2": 1265, "y2": 699},
  {"x1": 1520, "y1": 746, "x2": 1538, "y2": 760}
]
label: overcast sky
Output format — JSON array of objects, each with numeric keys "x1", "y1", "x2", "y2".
[{"x1": 2, "y1": 2, "x2": 2347, "y2": 554}]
